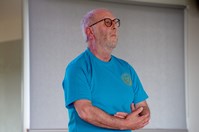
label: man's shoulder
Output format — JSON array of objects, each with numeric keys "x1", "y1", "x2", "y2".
[
  {"x1": 66, "y1": 50, "x2": 91, "y2": 73},
  {"x1": 68, "y1": 50, "x2": 88, "y2": 66}
]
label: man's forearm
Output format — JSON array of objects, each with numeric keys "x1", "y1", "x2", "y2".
[
  {"x1": 74, "y1": 100, "x2": 149, "y2": 130},
  {"x1": 77, "y1": 104, "x2": 127, "y2": 130}
]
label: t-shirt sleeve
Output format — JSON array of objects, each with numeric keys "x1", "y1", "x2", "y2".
[
  {"x1": 130, "y1": 65, "x2": 149, "y2": 104},
  {"x1": 62, "y1": 64, "x2": 91, "y2": 109}
]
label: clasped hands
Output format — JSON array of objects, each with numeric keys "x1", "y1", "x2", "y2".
[{"x1": 114, "y1": 103, "x2": 150, "y2": 130}]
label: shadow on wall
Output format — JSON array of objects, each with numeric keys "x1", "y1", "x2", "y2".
[{"x1": 0, "y1": 39, "x2": 22, "y2": 132}]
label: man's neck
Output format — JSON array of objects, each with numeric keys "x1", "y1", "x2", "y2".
[{"x1": 88, "y1": 45, "x2": 112, "y2": 62}]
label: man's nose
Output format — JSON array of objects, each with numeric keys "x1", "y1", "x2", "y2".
[{"x1": 111, "y1": 22, "x2": 118, "y2": 30}]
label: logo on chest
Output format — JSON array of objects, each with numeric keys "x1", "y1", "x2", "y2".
[{"x1": 121, "y1": 73, "x2": 132, "y2": 86}]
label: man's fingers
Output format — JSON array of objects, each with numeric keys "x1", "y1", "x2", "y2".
[
  {"x1": 134, "y1": 116, "x2": 149, "y2": 130},
  {"x1": 138, "y1": 113, "x2": 150, "y2": 127},
  {"x1": 143, "y1": 114, "x2": 150, "y2": 124},
  {"x1": 114, "y1": 112, "x2": 128, "y2": 119},
  {"x1": 114, "y1": 114, "x2": 126, "y2": 119},
  {"x1": 116, "y1": 112, "x2": 128, "y2": 117}
]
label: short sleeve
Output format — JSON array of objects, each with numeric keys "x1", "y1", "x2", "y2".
[
  {"x1": 62, "y1": 64, "x2": 91, "y2": 109},
  {"x1": 130, "y1": 65, "x2": 148, "y2": 104}
]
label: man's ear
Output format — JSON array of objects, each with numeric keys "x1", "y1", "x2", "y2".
[{"x1": 86, "y1": 27, "x2": 94, "y2": 40}]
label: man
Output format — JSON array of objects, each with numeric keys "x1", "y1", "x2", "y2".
[{"x1": 62, "y1": 8, "x2": 150, "y2": 132}]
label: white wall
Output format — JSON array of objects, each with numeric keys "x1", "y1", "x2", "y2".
[{"x1": 186, "y1": 0, "x2": 199, "y2": 132}]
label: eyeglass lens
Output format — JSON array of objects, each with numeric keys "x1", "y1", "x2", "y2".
[{"x1": 104, "y1": 18, "x2": 120, "y2": 27}]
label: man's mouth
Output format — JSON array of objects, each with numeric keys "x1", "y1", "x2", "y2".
[{"x1": 111, "y1": 34, "x2": 117, "y2": 37}]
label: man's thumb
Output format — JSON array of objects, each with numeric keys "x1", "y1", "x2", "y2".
[
  {"x1": 131, "y1": 103, "x2": 135, "y2": 112},
  {"x1": 133, "y1": 107, "x2": 143, "y2": 115}
]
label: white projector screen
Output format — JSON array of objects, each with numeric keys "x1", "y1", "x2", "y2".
[{"x1": 29, "y1": 0, "x2": 186, "y2": 129}]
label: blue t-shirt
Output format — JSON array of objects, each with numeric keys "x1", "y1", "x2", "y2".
[{"x1": 62, "y1": 48, "x2": 148, "y2": 132}]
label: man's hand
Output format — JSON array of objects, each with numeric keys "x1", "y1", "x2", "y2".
[
  {"x1": 114, "y1": 103, "x2": 150, "y2": 130},
  {"x1": 125, "y1": 107, "x2": 149, "y2": 130}
]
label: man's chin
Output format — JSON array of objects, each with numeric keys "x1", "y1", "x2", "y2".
[
  {"x1": 106, "y1": 40, "x2": 117, "y2": 49},
  {"x1": 109, "y1": 43, "x2": 117, "y2": 49}
]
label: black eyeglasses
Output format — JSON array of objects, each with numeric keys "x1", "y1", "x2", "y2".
[{"x1": 89, "y1": 18, "x2": 120, "y2": 28}]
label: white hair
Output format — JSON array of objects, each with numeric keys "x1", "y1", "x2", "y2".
[{"x1": 81, "y1": 10, "x2": 96, "y2": 42}]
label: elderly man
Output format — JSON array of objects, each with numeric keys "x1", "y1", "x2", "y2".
[{"x1": 62, "y1": 8, "x2": 150, "y2": 132}]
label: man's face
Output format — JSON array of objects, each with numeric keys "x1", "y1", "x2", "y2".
[{"x1": 92, "y1": 11, "x2": 119, "y2": 50}]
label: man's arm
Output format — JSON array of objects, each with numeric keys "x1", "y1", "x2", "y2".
[{"x1": 74, "y1": 99, "x2": 149, "y2": 130}]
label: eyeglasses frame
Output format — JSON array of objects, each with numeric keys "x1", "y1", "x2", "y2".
[{"x1": 89, "y1": 18, "x2": 120, "y2": 28}]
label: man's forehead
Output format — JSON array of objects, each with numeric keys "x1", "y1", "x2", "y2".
[{"x1": 95, "y1": 11, "x2": 115, "y2": 20}]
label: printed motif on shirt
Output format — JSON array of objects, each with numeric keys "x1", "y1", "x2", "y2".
[{"x1": 121, "y1": 73, "x2": 132, "y2": 86}]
